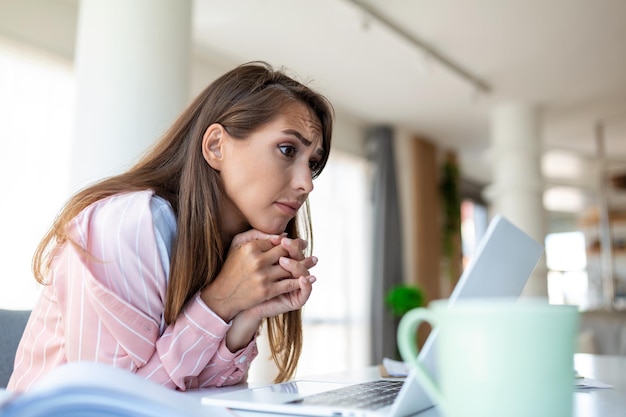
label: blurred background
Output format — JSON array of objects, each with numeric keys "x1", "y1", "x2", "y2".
[{"x1": 1, "y1": 0, "x2": 625, "y2": 381}]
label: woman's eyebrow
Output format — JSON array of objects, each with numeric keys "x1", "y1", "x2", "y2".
[{"x1": 283, "y1": 129, "x2": 324, "y2": 156}]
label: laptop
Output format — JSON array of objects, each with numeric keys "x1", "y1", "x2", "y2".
[{"x1": 202, "y1": 215, "x2": 544, "y2": 417}]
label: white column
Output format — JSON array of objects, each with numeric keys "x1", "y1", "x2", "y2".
[
  {"x1": 485, "y1": 103, "x2": 548, "y2": 297},
  {"x1": 71, "y1": 0, "x2": 191, "y2": 191}
]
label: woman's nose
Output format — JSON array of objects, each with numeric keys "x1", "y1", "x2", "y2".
[{"x1": 293, "y1": 162, "x2": 314, "y2": 194}]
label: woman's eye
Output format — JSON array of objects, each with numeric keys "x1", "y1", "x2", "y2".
[
  {"x1": 278, "y1": 145, "x2": 297, "y2": 158},
  {"x1": 309, "y1": 160, "x2": 321, "y2": 172}
]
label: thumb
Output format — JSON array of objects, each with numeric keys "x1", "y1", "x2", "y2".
[{"x1": 232, "y1": 229, "x2": 279, "y2": 247}]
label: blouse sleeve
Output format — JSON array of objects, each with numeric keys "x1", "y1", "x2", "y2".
[{"x1": 62, "y1": 190, "x2": 257, "y2": 390}]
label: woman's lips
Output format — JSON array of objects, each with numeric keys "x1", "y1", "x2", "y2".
[{"x1": 275, "y1": 201, "x2": 300, "y2": 216}]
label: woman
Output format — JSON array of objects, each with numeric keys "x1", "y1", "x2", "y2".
[{"x1": 8, "y1": 61, "x2": 334, "y2": 392}]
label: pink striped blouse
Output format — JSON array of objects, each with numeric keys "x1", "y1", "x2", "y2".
[{"x1": 8, "y1": 190, "x2": 258, "y2": 392}]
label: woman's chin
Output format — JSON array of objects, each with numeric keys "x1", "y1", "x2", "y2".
[{"x1": 252, "y1": 222, "x2": 289, "y2": 236}]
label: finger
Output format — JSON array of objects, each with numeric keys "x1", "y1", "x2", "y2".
[
  {"x1": 268, "y1": 232, "x2": 291, "y2": 246},
  {"x1": 263, "y1": 277, "x2": 300, "y2": 300},
  {"x1": 279, "y1": 237, "x2": 308, "y2": 261},
  {"x1": 262, "y1": 243, "x2": 290, "y2": 265},
  {"x1": 263, "y1": 263, "x2": 295, "y2": 282},
  {"x1": 271, "y1": 275, "x2": 315, "y2": 299},
  {"x1": 268, "y1": 235, "x2": 282, "y2": 246},
  {"x1": 287, "y1": 276, "x2": 315, "y2": 308},
  {"x1": 301, "y1": 256, "x2": 318, "y2": 270},
  {"x1": 278, "y1": 256, "x2": 313, "y2": 279},
  {"x1": 237, "y1": 237, "x2": 281, "y2": 257},
  {"x1": 297, "y1": 275, "x2": 315, "y2": 301},
  {"x1": 232, "y1": 229, "x2": 280, "y2": 248}
]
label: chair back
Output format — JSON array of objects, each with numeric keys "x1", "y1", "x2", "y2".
[{"x1": 0, "y1": 309, "x2": 31, "y2": 388}]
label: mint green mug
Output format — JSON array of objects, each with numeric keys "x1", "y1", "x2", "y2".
[{"x1": 397, "y1": 298, "x2": 579, "y2": 417}]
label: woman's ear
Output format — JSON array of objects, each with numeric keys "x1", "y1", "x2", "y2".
[{"x1": 202, "y1": 123, "x2": 226, "y2": 170}]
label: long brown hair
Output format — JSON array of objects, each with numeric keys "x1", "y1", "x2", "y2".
[{"x1": 33, "y1": 61, "x2": 334, "y2": 382}]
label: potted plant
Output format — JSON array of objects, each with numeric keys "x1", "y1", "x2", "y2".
[
  {"x1": 384, "y1": 284, "x2": 426, "y2": 361},
  {"x1": 384, "y1": 284, "x2": 426, "y2": 318}
]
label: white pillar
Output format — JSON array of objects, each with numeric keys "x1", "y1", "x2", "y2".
[
  {"x1": 485, "y1": 103, "x2": 548, "y2": 297},
  {"x1": 71, "y1": 0, "x2": 191, "y2": 191}
]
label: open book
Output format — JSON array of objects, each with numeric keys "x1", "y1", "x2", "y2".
[{"x1": 0, "y1": 362, "x2": 231, "y2": 417}]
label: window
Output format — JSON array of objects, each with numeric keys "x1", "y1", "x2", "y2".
[
  {"x1": 545, "y1": 231, "x2": 589, "y2": 307},
  {"x1": 0, "y1": 37, "x2": 75, "y2": 309},
  {"x1": 299, "y1": 151, "x2": 372, "y2": 376},
  {"x1": 460, "y1": 199, "x2": 489, "y2": 269}
]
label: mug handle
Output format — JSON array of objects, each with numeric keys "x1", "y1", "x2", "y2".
[{"x1": 397, "y1": 308, "x2": 445, "y2": 407}]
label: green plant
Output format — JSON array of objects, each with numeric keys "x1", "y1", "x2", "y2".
[
  {"x1": 384, "y1": 284, "x2": 426, "y2": 318},
  {"x1": 440, "y1": 156, "x2": 461, "y2": 260}
]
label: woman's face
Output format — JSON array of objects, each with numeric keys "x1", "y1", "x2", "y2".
[{"x1": 204, "y1": 103, "x2": 324, "y2": 239}]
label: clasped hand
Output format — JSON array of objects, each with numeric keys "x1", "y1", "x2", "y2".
[{"x1": 201, "y1": 229, "x2": 317, "y2": 324}]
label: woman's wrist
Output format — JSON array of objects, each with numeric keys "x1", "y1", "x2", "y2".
[
  {"x1": 233, "y1": 308, "x2": 263, "y2": 329},
  {"x1": 200, "y1": 286, "x2": 238, "y2": 323},
  {"x1": 226, "y1": 309, "x2": 263, "y2": 352}
]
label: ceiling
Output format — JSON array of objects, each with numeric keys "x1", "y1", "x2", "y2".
[{"x1": 191, "y1": 0, "x2": 626, "y2": 212}]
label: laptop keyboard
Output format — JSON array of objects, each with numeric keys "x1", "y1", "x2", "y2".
[{"x1": 288, "y1": 380, "x2": 405, "y2": 410}]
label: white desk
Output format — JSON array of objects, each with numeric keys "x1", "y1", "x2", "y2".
[
  {"x1": 572, "y1": 353, "x2": 626, "y2": 417},
  {"x1": 196, "y1": 354, "x2": 626, "y2": 417}
]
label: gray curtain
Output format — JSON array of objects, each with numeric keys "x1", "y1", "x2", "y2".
[{"x1": 367, "y1": 126, "x2": 404, "y2": 364}]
